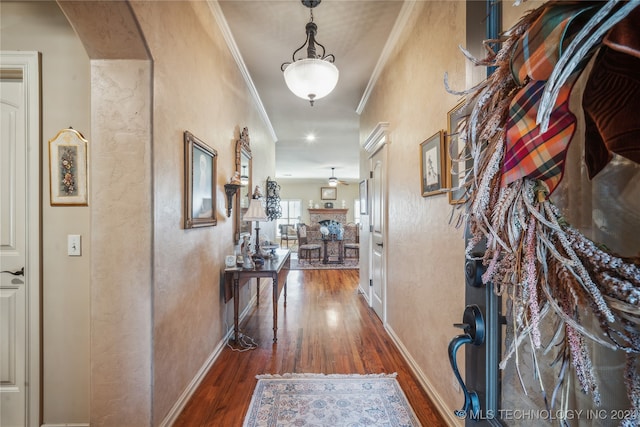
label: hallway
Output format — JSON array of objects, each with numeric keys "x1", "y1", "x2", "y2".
[{"x1": 173, "y1": 269, "x2": 447, "y2": 426}]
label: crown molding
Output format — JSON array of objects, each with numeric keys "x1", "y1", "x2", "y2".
[
  {"x1": 207, "y1": 1, "x2": 278, "y2": 143},
  {"x1": 362, "y1": 122, "x2": 390, "y2": 154},
  {"x1": 356, "y1": 1, "x2": 416, "y2": 115}
]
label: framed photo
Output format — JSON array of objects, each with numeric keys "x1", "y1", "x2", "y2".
[
  {"x1": 359, "y1": 179, "x2": 368, "y2": 215},
  {"x1": 49, "y1": 128, "x2": 89, "y2": 206},
  {"x1": 420, "y1": 130, "x2": 446, "y2": 197},
  {"x1": 321, "y1": 186, "x2": 337, "y2": 200},
  {"x1": 184, "y1": 131, "x2": 217, "y2": 228},
  {"x1": 446, "y1": 99, "x2": 470, "y2": 205}
]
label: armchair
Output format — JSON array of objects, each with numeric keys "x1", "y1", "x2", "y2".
[{"x1": 278, "y1": 224, "x2": 298, "y2": 248}]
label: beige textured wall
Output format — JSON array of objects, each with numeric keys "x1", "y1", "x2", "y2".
[
  {"x1": 3, "y1": 1, "x2": 276, "y2": 425},
  {"x1": 1, "y1": 2, "x2": 92, "y2": 423},
  {"x1": 129, "y1": 2, "x2": 276, "y2": 424},
  {"x1": 359, "y1": 2, "x2": 467, "y2": 423}
]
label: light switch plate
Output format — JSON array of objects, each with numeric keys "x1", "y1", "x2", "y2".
[{"x1": 68, "y1": 234, "x2": 81, "y2": 256}]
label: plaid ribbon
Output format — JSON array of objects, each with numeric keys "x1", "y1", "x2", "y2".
[
  {"x1": 502, "y1": 80, "x2": 576, "y2": 195},
  {"x1": 510, "y1": 3, "x2": 596, "y2": 85}
]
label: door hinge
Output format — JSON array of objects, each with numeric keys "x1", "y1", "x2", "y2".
[
  {"x1": 369, "y1": 279, "x2": 373, "y2": 287},
  {"x1": 370, "y1": 225, "x2": 373, "y2": 233},
  {"x1": 369, "y1": 171, "x2": 373, "y2": 179}
]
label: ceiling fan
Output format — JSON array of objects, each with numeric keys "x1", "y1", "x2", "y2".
[{"x1": 328, "y1": 167, "x2": 349, "y2": 186}]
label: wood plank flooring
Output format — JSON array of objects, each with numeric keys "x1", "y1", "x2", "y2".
[{"x1": 173, "y1": 269, "x2": 447, "y2": 426}]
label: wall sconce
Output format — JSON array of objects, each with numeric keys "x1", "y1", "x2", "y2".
[
  {"x1": 224, "y1": 172, "x2": 242, "y2": 217},
  {"x1": 224, "y1": 184, "x2": 240, "y2": 217}
]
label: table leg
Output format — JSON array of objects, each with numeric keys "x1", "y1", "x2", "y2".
[
  {"x1": 256, "y1": 278, "x2": 260, "y2": 306},
  {"x1": 322, "y1": 240, "x2": 328, "y2": 264},
  {"x1": 233, "y1": 277, "x2": 240, "y2": 342},
  {"x1": 272, "y1": 274, "x2": 278, "y2": 342}
]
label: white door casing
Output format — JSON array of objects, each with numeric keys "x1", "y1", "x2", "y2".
[
  {"x1": 362, "y1": 123, "x2": 389, "y2": 324},
  {"x1": 0, "y1": 51, "x2": 41, "y2": 427}
]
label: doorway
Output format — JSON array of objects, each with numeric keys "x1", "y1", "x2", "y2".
[
  {"x1": 0, "y1": 51, "x2": 41, "y2": 427},
  {"x1": 362, "y1": 123, "x2": 390, "y2": 323}
]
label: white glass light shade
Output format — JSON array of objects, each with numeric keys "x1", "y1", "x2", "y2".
[
  {"x1": 283, "y1": 58, "x2": 339, "y2": 102},
  {"x1": 243, "y1": 199, "x2": 268, "y2": 222},
  {"x1": 328, "y1": 177, "x2": 338, "y2": 187}
]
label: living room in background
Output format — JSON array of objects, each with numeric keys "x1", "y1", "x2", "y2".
[{"x1": 276, "y1": 199, "x2": 302, "y2": 238}]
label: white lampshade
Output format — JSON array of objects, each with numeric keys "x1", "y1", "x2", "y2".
[
  {"x1": 328, "y1": 177, "x2": 338, "y2": 187},
  {"x1": 283, "y1": 58, "x2": 339, "y2": 103},
  {"x1": 243, "y1": 199, "x2": 267, "y2": 222}
]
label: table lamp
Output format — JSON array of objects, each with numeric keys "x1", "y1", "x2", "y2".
[{"x1": 242, "y1": 197, "x2": 268, "y2": 260}]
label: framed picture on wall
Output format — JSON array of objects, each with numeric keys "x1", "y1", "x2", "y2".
[
  {"x1": 420, "y1": 130, "x2": 446, "y2": 197},
  {"x1": 49, "y1": 128, "x2": 89, "y2": 206},
  {"x1": 359, "y1": 179, "x2": 368, "y2": 214},
  {"x1": 321, "y1": 186, "x2": 337, "y2": 200},
  {"x1": 446, "y1": 99, "x2": 470, "y2": 205},
  {"x1": 184, "y1": 131, "x2": 217, "y2": 228}
]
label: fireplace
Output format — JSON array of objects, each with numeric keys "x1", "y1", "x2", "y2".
[{"x1": 308, "y1": 208, "x2": 347, "y2": 225}]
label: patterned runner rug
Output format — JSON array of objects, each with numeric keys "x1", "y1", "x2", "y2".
[
  {"x1": 289, "y1": 253, "x2": 359, "y2": 270},
  {"x1": 243, "y1": 373, "x2": 421, "y2": 426}
]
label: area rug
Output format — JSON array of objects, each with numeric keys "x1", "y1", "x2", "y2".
[
  {"x1": 243, "y1": 373, "x2": 421, "y2": 427},
  {"x1": 289, "y1": 254, "x2": 359, "y2": 270}
]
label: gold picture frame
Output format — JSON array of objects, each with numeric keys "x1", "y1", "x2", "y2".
[
  {"x1": 446, "y1": 99, "x2": 470, "y2": 205},
  {"x1": 184, "y1": 131, "x2": 217, "y2": 228},
  {"x1": 48, "y1": 128, "x2": 89, "y2": 206}
]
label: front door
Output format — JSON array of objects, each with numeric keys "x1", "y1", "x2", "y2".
[
  {"x1": 370, "y1": 149, "x2": 386, "y2": 321},
  {"x1": 0, "y1": 51, "x2": 40, "y2": 427}
]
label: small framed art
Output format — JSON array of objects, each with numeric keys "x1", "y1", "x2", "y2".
[
  {"x1": 420, "y1": 130, "x2": 446, "y2": 197},
  {"x1": 359, "y1": 179, "x2": 368, "y2": 214},
  {"x1": 49, "y1": 128, "x2": 89, "y2": 206},
  {"x1": 321, "y1": 186, "x2": 337, "y2": 200},
  {"x1": 184, "y1": 131, "x2": 217, "y2": 228},
  {"x1": 446, "y1": 99, "x2": 470, "y2": 204}
]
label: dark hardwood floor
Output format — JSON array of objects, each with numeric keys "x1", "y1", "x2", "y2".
[{"x1": 173, "y1": 269, "x2": 447, "y2": 426}]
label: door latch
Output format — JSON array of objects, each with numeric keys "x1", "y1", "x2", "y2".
[
  {"x1": 1, "y1": 267, "x2": 24, "y2": 276},
  {"x1": 448, "y1": 304, "x2": 485, "y2": 419}
]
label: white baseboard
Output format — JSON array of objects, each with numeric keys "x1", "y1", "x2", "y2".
[
  {"x1": 385, "y1": 324, "x2": 463, "y2": 427},
  {"x1": 159, "y1": 288, "x2": 261, "y2": 427}
]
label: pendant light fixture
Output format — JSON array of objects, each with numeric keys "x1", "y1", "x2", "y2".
[
  {"x1": 328, "y1": 167, "x2": 338, "y2": 187},
  {"x1": 280, "y1": 0, "x2": 339, "y2": 106}
]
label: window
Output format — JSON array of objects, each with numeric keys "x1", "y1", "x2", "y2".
[
  {"x1": 277, "y1": 199, "x2": 302, "y2": 236},
  {"x1": 353, "y1": 200, "x2": 361, "y2": 224}
]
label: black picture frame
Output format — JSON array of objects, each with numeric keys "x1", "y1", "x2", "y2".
[
  {"x1": 321, "y1": 187, "x2": 337, "y2": 200},
  {"x1": 420, "y1": 130, "x2": 446, "y2": 197},
  {"x1": 184, "y1": 131, "x2": 217, "y2": 228}
]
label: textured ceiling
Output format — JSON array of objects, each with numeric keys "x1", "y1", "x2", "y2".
[{"x1": 217, "y1": 0, "x2": 404, "y2": 183}]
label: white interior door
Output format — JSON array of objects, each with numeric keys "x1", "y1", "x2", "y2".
[
  {"x1": 370, "y1": 150, "x2": 386, "y2": 322},
  {"x1": 0, "y1": 52, "x2": 40, "y2": 427}
]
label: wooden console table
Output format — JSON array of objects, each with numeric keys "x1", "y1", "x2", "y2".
[{"x1": 223, "y1": 249, "x2": 291, "y2": 343}]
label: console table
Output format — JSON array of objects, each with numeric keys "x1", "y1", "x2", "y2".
[{"x1": 223, "y1": 249, "x2": 291, "y2": 343}]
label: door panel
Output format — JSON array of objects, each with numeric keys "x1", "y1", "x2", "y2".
[
  {"x1": 370, "y1": 153, "x2": 385, "y2": 321},
  {"x1": 1, "y1": 52, "x2": 39, "y2": 427},
  {"x1": 1, "y1": 70, "x2": 27, "y2": 427}
]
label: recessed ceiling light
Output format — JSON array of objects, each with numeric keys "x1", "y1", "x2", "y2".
[{"x1": 306, "y1": 133, "x2": 316, "y2": 142}]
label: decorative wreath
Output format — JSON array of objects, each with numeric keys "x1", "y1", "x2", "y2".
[{"x1": 447, "y1": 1, "x2": 640, "y2": 424}]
